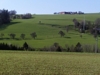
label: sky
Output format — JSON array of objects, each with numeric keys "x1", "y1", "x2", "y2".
[{"x1": 0, "y1": 0, "x2": 100, "y2": 14}]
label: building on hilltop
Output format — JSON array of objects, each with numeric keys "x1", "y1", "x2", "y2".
[{"x1": 54, "y1": 11, "x2": 84, "y2": 15}]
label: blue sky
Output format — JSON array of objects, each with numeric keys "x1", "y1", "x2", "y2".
[{"x1": 0, "y1": 0, "x2": 100, "y2": 14}]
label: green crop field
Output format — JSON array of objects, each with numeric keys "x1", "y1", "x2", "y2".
[
  {"x1": 0, "y1": 14, "x2": 100, "y2": 48},
  {"x1": 0, "y1": 51, "x2": 100, "y2": 75}
]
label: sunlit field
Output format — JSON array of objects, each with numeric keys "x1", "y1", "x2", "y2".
[
  {"x1": 0, "y1": 51, "x2": 100, "y2": 75},
  {"x1": 0, "y1": 14, "x2": 100, "y2": 48}
]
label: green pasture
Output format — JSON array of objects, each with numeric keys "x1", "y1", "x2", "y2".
[
  {"x1": 0, "y1": 51, "x2": 100, "y2": 75},
  {"x1": 0, "y1": 14, "x2": 100, "y2": 48}
]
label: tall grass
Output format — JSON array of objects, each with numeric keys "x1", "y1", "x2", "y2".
[{"x1": 0, "y1": 51, "x2": 100, "y2": 75}]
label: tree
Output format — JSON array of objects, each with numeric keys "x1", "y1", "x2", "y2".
[
  {"x1": 9, "y1": 10, "x2": 17, "y2": 19},
  {"x1": 0, "y1": 9, "x2": 10, "y2": 24},
  {"x1": 95, "y1": 18, "x2": 100, "y2": 26},
  {"x1": 83, "y1": 21, "x2": 90, "y2": 30},
  {"x1": 53, "y1": 43, "x2": 59, "y2": 47},
  {"x1": 9, "y1": 33, "x2": 16, "y2": 39},
  {"x1": 94, "y1": 30, "x2": 98, "y2": 39},
  {"x1": 73, "y1": 18, "x2": 80, "y2": 29},
  {"x1": 56, "y1": 46, "x2": 62, "y2": 52},
  {"x1": 58, "y1": 31, "x2": 65, "y2": 37},
  {"x1": 21, "y1": 13, "x2": 32, "y2": 19},
  {"x1": 53, "y1": 43, "x2": 62, "y2": 52},
  {"x1": 30, "y1": 32, "x2": 37, "y2": 39},
  {"x1": 74, "y1": 42, "x2": 82, "y2": 52},
  {"x1": 0, "y1": 33, "x2": 4, "y2": 38},
  {"x1": 93, "y1": 30, "x2": 98, "y2": 53},
  {"x1": 9, "y1": 10, "x2": 17, "y2": 16},
  {"x1": 66, "y1": 26, "x2": 69, "y2": 32},
  {"x1": 0, "y1": 13, "x2": 2, "y2": 25},
  {"x1": 23, "y1": 42, "x2": 28, "y2": 50},
  {"x1": 20, "y1": 34, "x2": 25, "y2": 39}
]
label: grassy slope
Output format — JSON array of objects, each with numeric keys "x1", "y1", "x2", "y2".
[
  {"x1": 0, "y1": 51, "x2": 100, "y2": 75},
  {"x1": 0, "y1": 14, "x2": 100, "y2": 48}
]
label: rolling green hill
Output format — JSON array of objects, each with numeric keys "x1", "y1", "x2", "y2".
[{"x1": 0, "y1": 14, "x2": 100, "y2": 48}]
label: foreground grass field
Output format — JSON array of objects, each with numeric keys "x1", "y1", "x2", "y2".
[
  {"x1": 0, "y1": 14, "x2": 100, "y2": 48},
  {"x1": 0, "y1": 51, "x2": 100, "y2": 75}
]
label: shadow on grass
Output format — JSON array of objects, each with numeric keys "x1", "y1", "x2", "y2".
[
  {"x1": 69, "y1": 32, "x2": 79, "y2": 35},
  {"x1": 22, "y1": 17, "x2": 35, "y2": 19},
  {"x1": 0, "y1": 38, "x2": 21, "y2": 40},
  {"x1": 40, "y1": 23, "x2": 60, "y2": 26},
  {"x1": 36, "y1": 38, "x2": 44, "y2": 40},
  {"x1": 0, "y1": 38, "x2": 44, "y2": 40},
  {"x1": 64, "y1": 37, "x2": 71, "y2": 39},
  {"x1": 0, "y1": 38, "x2": 10, "y2": 40},
  {"x1": 44, "y1": 19, "x2": 72, "y2": 21},
  {"x1": 40, "y1": 23, "x2": 75, "y2": 30},
  {"x1": 40, "y1": 23, "x2": 64, "y2": 29},
  {"x1": 0, "y1": 22, "x2": 21, "y2": 31},
  {"x1": 14, "y1": 38, "x2": 34, "y2": 40}
]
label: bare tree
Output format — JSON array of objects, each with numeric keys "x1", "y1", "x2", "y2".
[
  {"x1": 93, "y1": 29, "x2": 98, "y2": 53},
  {"x1": 95, "y1": 18, "x2": 100, "y2": 26},
  {"x1": 30, "y1": 32, "x2": 37, "y2": 39},
  {"x1": 58, "y1": 31, "x2": 65, "y2": 37},
  {"x1": 87, "y1": 21, "x2": 91, "y2": 25},
  {"x1": 20, "y1": 34, "x2": 25, "y2": 39},
  {"x1": 94, "y1": 30, "x2": 98, "y2": 39},
  {"x1": 86, "y1": 21, "x2": 91, "y2": 29}
]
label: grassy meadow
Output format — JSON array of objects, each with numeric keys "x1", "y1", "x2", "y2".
[
  {"x1": 0, "y1": 14, "x2": 100, "y2": 75},
  {"x1": 0, "y1": 14, "x2": 100, "y2": 48},
  {"x1": 0, "y1": 51, "x2": 100, "y2": 75}
]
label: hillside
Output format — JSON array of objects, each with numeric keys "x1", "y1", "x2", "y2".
[{"x1": 0, "y1": 14, "x2": 100, "y2": 48}]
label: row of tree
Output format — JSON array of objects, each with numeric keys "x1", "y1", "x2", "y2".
[
  {"x1": 0, "y1": 42, "x2": 34, "y2": 51},
  {"x1": 0, "y1": 42, "x2": 99, "y2": 53},
  {"x1": 12, "y1": 13, "x2": 32, "y2": 19},
  {"x1": 0, "y1": 31, "x2": 66, "y2": 39},
  {"x1": 72, "y1": 18, "x2": 100, "y2": 34},
  {"x1": 0, "y1": 32, "x2": 37, "y2": 39}
]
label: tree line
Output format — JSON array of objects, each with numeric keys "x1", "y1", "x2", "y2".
[
  {"x1": 0, "y1": 9, "x2": 32, "y2": 26},
  {"x1": 0, "y1": 42, "x2": 99, "y2": 53},
  {"x1": 0, "y1": 32, "x2": 37, "y2": 39},
  {"x1": 12, "y1": 13, "x2": 32, "y2": 19},
  {"x1": 72, "y1": 18, "x2": 100, "y2": 35},
  {"x1": 0, "y1": 42, "x2": 34, "y2": 51}
]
